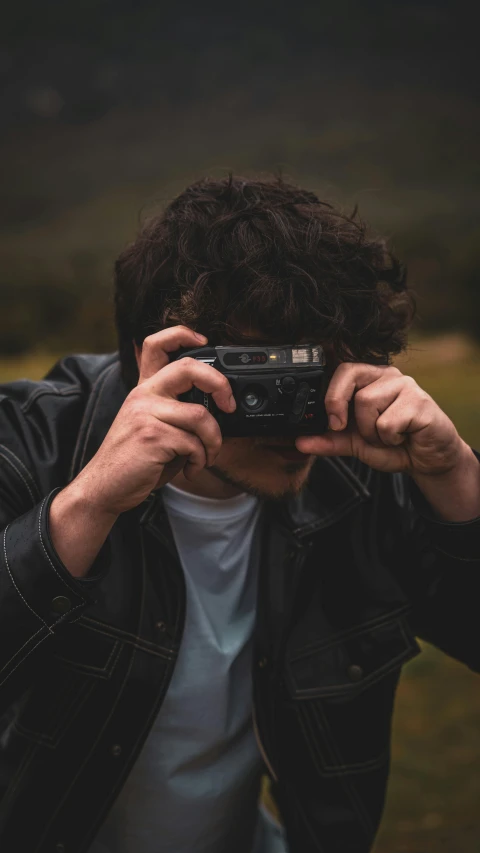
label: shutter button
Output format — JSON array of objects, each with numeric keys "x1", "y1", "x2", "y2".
[
  {"x1": 51, "y1": 596, "x2": 72, "y2": 615},
  {"x1": 347, "y1": 664, "x2": 364, "y2": 682}
]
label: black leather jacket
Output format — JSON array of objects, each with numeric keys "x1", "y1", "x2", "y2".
[{"x1": 0, "y1": 352, "x2": 479, "y2": 853}]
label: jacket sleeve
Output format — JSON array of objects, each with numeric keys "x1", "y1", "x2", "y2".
[
  {"x1": 0, "y1": 382, "x2": 112, "y2": 712},
  {"x1": 386, "y1": 447, "x2": 480, "y2": 672}
]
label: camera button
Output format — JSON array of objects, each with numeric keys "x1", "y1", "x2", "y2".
[
  {"x1": 292, "y1": 382, "x2": 311, "y2": 416},
  {"x1": 280, "y1": 375, "x2": 296, "y2": 393}
]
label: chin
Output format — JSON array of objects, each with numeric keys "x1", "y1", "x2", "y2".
[{"x1": 209, "y1": 454, "x2": 316, "y2": 501}]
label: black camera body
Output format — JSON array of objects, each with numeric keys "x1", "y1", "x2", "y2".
[{"x1": 173, "y1": 343, "x2": 330, "y2": 437}]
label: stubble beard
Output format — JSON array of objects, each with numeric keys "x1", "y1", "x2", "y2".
[{"x1": 208, "y1": 457, "x2": 315, "y2": 501}]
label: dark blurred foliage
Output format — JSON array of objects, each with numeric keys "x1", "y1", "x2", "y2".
[{"x1": 1, "y1": 0, "x2": 479, "y2": 355}]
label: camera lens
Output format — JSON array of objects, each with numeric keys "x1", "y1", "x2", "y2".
[
  {"x1": 244, "y1": 391, "x2": 260, "y2": 408},
  {"x1": 241, "y1": 385, "x2": 265, "y2": 411}
]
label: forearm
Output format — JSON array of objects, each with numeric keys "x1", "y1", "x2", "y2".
[
  {"x1": 410, "y1": 440, "x2": 480, "y2": 523},
  {"x1": 49, "y1": 480, "x2": 118, "y2": 578}
]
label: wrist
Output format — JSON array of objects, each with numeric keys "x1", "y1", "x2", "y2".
[
  {"x1": 412, "y1": 439, "x2": 474, "y2": 482},
  {"x1": 410, "y1": 441, "x2": 480, "y2": 523},
  {"x1": 62, "y1": 475, "x2": 119, "y2": 526},
  {"x1": 50, "y1": 474, "x2": 118, "y2": 531},
  {"x1": 48, "y1": 479, "x2": 117, "y2": 579}
]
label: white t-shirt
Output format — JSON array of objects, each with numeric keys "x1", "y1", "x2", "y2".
[{"x1": 90, "y1": 482, "x2": 287, "y2": 853}]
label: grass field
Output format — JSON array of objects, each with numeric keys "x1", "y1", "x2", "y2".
[{"x1": 1, "y1": 334, "x2": 480, "y2": 852}]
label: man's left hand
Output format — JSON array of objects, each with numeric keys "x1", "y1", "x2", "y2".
[{"x1": 295, "y1": 363, "x2": 466, "y2": 477}]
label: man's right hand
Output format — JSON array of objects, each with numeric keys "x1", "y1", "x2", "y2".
[{"x1": 73, "y1": 326, "x2": 236, "y2": 518}]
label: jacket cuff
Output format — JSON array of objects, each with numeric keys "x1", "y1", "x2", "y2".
[
  {"x1": 4, "y1": 487, "x2": 101, "y2": 626},
  {"x1": 45, "y1": 486, "x2": 112, "y2": 586},
  {"x1": 408, "y1": 454, "x2": 480, "y2": 562}
]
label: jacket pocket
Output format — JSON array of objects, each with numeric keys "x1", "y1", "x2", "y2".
[
  {"x1": 13, "y1": 619, "x2": 121, "y2": 748},
  {"x1": 284, "y1": 614, "x2": 421, "y2": 776}
]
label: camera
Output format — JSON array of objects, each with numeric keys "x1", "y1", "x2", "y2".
[{"x1": 172, "y1": 343, "x2": 330, "y2": 437}]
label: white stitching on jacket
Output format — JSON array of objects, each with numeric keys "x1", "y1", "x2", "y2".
[
  {"x1": 32, "y1": 626, "x2": 139, "y2": 851},
  {"x1": 81, "y1": 615, "x2": 172, "y2": 653},
  {"x1": 0, "y1": 452, "x2": 35, "y2": 507},
  {"x1": 53, "y1": 639, "x2": 121, "y2": 676},
  {"x1": 38, "y1": 496, "x2": 87, "y2": 601},
  {"x1": 2, "y1": 525, "x2": 50, "y2": 631},
  {"x1": 0, "y1": 624, "x2": 46, "y2": 680},
  {"x1": 0, "y1": 444, "x2": 41, "y2": 503},
  {"x1": 0, "y1": 603, "x2": 85, "y2": 691}
]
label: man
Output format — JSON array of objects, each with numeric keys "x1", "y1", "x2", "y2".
[{"x1": 0, "y1": 176, "x2": 479, "y2": 853}]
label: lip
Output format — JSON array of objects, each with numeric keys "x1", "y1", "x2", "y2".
[{"x1": 265, "y1": 446, "x2": 309, "y2": 461}]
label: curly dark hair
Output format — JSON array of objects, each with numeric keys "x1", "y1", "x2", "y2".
[{"x1": 114, "y1": 175, "x2": 415, "y2": 391}]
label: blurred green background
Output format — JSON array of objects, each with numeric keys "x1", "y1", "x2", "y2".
[
  {"x1": 2, "y1": 2, "x2": 480, "y2": 357},
  {"x1": 2, "y1": 2, "x2": 480, "y2": 849}
]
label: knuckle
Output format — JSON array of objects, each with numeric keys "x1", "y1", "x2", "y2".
[
  {"x1": 377, "y1": 412, "x2": 395, "y2": 430},
  {"x1": 138, "y1": 422, "x2": 159, "y2": 443},
  {"x1": 142, "y1": 335, "x2": 155, "y2": 350},
  {"x1": 324, "y1": 392, "x2": 342, "y2": 407},
  {"x1": 211, "y1": 436, "x2": 222, "y2": 454},
  {"x1": 355, "y1": 388, "x2": 373, "y2": 405},
  {"x1": 127, "y1": 385, "x2": 143, "y2": 402},
  {"x1": 125, "y1": 393, "x2": 148, "y2": 417},
  {"x1": 179, "y1": 356, "x2": 197, "y2": 372},
  {"x1": 191, "y1": 403, "x2": 209, "y2": 422}
]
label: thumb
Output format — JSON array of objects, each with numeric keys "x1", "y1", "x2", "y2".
[{"x1": 295, "y1": 429, "x2": 354, "y2": 457}]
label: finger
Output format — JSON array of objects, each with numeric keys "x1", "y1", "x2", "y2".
[
  {"x1": 162, "y1": 455, "x2": 189, "y2": 475},
  {"x1": 159, "y1": 423, "x2": 208, "y2": 479},
  {"x1": 375, "y1": 396, "x2": 429, "y2": 446},
  {"x1": 295, "y1": 426, "x2": 408, "y2": 472},
  {"x1": 325, "y1": 363, "x2": 400, "y2": 430},
  {"x1": 353, "y1": 376, "x2": 406, "y2": 446},
  {"x1": 137, "y1": 326, "x2": 208, "y2": 383},
  {"x1": 151, "y1": 398, "x2": 223, "y2": 467},
  {"x1": 143, "y1": 357, "x2": 236, "y2": 414},
  {"x1": 156, "y1": 455, "x2": 189, "y2": 488}
]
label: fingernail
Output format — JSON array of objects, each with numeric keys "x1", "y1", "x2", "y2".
[
  {"x1": 229, "y1": 394, "x2": 236, "y2": 410},
  {"x1": 329, "y1": 414, "x2": 343, "y2": 430}
]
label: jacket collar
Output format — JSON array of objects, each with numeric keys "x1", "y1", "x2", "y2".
[{"x1": 70, "y1": 355, "x2": 371, "y2": 540}]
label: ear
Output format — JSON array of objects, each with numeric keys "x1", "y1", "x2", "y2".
[{"x1": 133, "y1": 339, "x2": 142, "y2": 371}]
